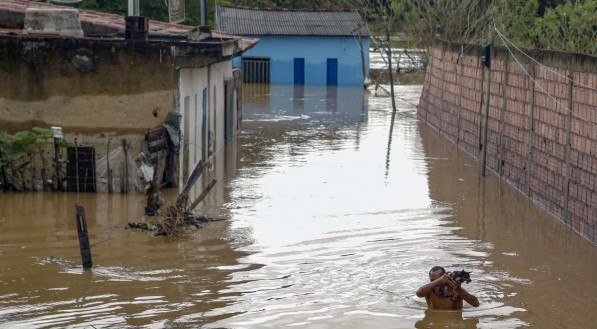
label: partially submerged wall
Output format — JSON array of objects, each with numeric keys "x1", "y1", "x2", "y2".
[
  {"x1": 0, "y1": 35, "x2": 178, "y2": 192},
  {"x1": 418, "y1": 40, "x2": 596, "y2": 244},
  {"x1": 0, "y1": 36, "x2": 176, "y2": 134}
]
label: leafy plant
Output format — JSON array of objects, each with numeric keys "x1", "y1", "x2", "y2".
[{"x1": 0, "y1": 128, "x2": 72, "y2": 191}]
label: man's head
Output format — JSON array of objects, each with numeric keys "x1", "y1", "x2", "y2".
[{"x1": 429, "y1": 266, "x2": 445, "y2": 281}]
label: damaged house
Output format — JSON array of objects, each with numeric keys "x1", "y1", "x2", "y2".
[{"x1": 0, "y1": 0, "x2": 257, "y2": 193}]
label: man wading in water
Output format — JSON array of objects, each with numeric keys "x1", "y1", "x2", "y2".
[{"x1": 416, "y1": 266, "x2": 480, "y2": 310}]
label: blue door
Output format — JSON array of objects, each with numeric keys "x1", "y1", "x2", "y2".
[
  {"x1": 326, "y1": 58, "x2": 338, "y2": 85},
  {"x1": 294, "y1": 58, "x2": 305, "y2": 85}
]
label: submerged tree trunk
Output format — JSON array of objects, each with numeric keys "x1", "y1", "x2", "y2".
[{"x1": 385, "y1": 26, "x2": 397, "y2": 113}]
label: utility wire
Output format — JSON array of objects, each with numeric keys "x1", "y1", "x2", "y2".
[
  {"x1": 494, "y1": 26, "x2": 597, "y2": 92},
  {"x1": 494, "y1": 27, "x2": 596, "y2": 128}
]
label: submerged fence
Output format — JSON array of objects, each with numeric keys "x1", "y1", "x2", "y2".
[{"x1": 418, "y1": 39, "x2": 596, "y2": 244}]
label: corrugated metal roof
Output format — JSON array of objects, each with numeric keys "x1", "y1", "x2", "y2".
[{"x1": 216, "y1": 6, "x2": 370, "y2": 37}]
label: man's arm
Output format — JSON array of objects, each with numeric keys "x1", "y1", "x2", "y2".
[
  {"x1": 452, "y1": 285, "x2": 479, "y2": 307},
  {"x1": 442, "y1": 275, "x2": 480, "y2": 308},
  {"x1": 416, "y1": 274, "x2": 449, "y2": 297},
  {"x1": 459, "y1": 288, "x2": 480, "y2": 307}
]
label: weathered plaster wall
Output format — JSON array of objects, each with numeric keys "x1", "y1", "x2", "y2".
[
  {"x1": 0, "y1": 36, "x2": 179, "y2": 192},
  {"x1": 0, "y1": 36, "x2": 176, "y2": 134},
  {"x1": 178, "y1": 59, "x2": 233, "y2": 186},
  {"x1": 418, "y1": 40, "x2": 596, "y2": 244}
]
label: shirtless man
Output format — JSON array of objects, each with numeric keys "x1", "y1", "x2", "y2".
[{"x1": 416, "y1": 266, "x2": 480, "y2": 310}]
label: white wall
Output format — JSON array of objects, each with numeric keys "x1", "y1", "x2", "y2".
[{"x1": 178, "y1": 59, "x2": 233, "y2": 184}]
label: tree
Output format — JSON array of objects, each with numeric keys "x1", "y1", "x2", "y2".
[
  {"x1": 491, "y1": 0, "x2": 597, "y2": 55},
  {"x1": 355, "y1": 0, "x2": 400, "y2": 113},
  {"x1": 535, "y1": 0, "x2": 597, "y2": 55}
]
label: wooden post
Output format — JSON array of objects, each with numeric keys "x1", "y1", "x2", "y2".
[
  {"x1": 39, "y1": 147, "x2": 48, "y2": 191},
  {"x1": 423, "y1": 55, "x2": 431, "y2": 122},
  {"x1": 119, "y1": 163, "x2": 125, "y2": 193},
  {"x1": 107, "y1": 140, "x2": 112, "y2": 193},
  {"x1": 524, "y1": 65, "x2": 537, "y2": 196},
  {"x1": 480, "y1": 24, "x2": 494, "y2": 175},
  {"x1": 438, "y1": 47, "x2": 447, "y2": 137},
  {"x1": 456, "y1": 45, "x2": 464, "y2": 146},
  {"x1": 190, "y1": 179, "x2": 217, "y2": 210},
  {"x1": 385, "y1": 23, "x2": 397, "y2": 113},
  {"x1": 498, "y1": 54, "x2": 510, "y2": 177},
  {"x1": 180, "y1": 160, "x2": 206, "y2": 196},
  {"x1": 562, "y1": 73, "x2": 574, "y2": 224},
  {"x1": 477, "y1": 60, "x2": 486, "y2": 154},
  {"x1": 53, "y1": 138, "x2": 62, "y2": 191},
  {"x1": 75, "y1": 203, "x2": 92, "y2": 269},
  {"x1": 29, "y1": 153, "x2": 35, "y2": 191},
  {"x1": 122, "y1": 140, "x2": 128, "y2": 194},
  {"x1": 480, "y1": 48, "x2": 493, "y2": 175},
  {"x1": 173, "y1": 159, "x2": 207, "y2": 210},
  {"x1": 74, "y1": 138, "x2": 79, "y2": 193}
]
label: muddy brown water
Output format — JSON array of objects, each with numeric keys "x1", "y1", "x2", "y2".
[{"x1": 0, "y1": 84, "x2": 595, "y2": 328}]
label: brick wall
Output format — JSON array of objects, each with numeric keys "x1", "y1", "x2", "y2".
[{"x1": 418, "y1": 40, "x2": 596, "y2": 244}]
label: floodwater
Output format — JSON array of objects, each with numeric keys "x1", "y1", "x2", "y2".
[
  {"x1": 369, "y1": 48, "x2": 425, "y2": 71},
  {"x1": 1, "y1": 84, "x2": 596, "y2": 328}
]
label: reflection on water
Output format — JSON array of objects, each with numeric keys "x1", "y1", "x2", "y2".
[
  {"x1": 0, "y1": 84, "x2": 595, "y2": 328},
  {"x1": 415, "y1": 310, "x2": 479, "y2": 329},
  {"x1": 242, "y1": 84, "x2": 367, "y2": 126}
]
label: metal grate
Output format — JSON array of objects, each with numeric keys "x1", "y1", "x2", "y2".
[
  {"x1": 66, "y1": 147, "x2": 96, "y2": 192},
  {"x1": 242, "y1": 57, "x2": 270, "y2": 83}
]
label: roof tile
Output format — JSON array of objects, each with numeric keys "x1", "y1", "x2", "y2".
[{"x1": 216, "y1": 6, "x2": 370, "y2": 37}]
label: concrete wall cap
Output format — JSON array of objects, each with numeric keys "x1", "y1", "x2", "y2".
[{"x1": 24, "y1": 7, "x2": 84, "y2": 38}]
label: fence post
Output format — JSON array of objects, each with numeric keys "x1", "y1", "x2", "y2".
[
  {"x1": 562, "y1": 73, "x2": 574, "y2": 224},
  {"x1": 122, "y1": 140, "x2": 128, "y2": 194},
  {"x1": 456, "y1": 45, "x2": 464, "y2": 146},
  {"x1": 481, "y1": 54, "x2": 493, "y2": 176},
  {"x1": 524, "y1": 65, "x2": 537, "y2": 196},
  {"x1": 438, "y1": 47, "x2": 447, "y2": 137},
  {"x1": 498, "y1": 54, "x2": 510, "y2": 177},
  {"x1": 53, "y1": 138, "x2": 62, "y2": 191},
  {"x1": 477, "y1": 58, "x2": 486, "y2": 157},
  {"x1": 75, "y1": 203, "x2": 93, "y2": 269},
  {"x1": 74, "y1": 138, "x2": 80, "y2": 193},
  {"x1": 107, "y1": 140, "x2": 112, "y2": 193}
]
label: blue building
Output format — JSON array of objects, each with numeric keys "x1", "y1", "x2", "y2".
[{"x1": 216, "y1": 6, "x2": 370, "y2": 86}]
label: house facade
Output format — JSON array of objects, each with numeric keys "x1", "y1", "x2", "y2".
[
  {"x1": 216, "y1": 6, "x2": 370, "y2": 86},
  {"x1": 0, "y1": 0, "x2": 256, "y2": 193}
]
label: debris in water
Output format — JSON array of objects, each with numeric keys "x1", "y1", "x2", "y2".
[{"x1": 129, "y1": 160, "x2": 224, "y2": 237}]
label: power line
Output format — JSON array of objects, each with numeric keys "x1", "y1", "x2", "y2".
[
  {"x1": 494, "y1": 26, "x2": 596, "y2": 128},
  {"x1": 494, "y1": 26, "x2": 597, "y2": 92}
]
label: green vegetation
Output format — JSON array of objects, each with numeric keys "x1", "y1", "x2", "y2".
[
  {"x1": 0, "y1": 128, "x2": 71, "y2": 191},
  {"x1": 494, "y1": 0, "x2": 597, "y2": 55},
  {"x1": 365, "y1": 0, "x2": 597, "y2": 55}
]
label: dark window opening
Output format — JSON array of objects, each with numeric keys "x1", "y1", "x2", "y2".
[{"x1": 242, "y1": 57, "x2": 270, "y2": 83}]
